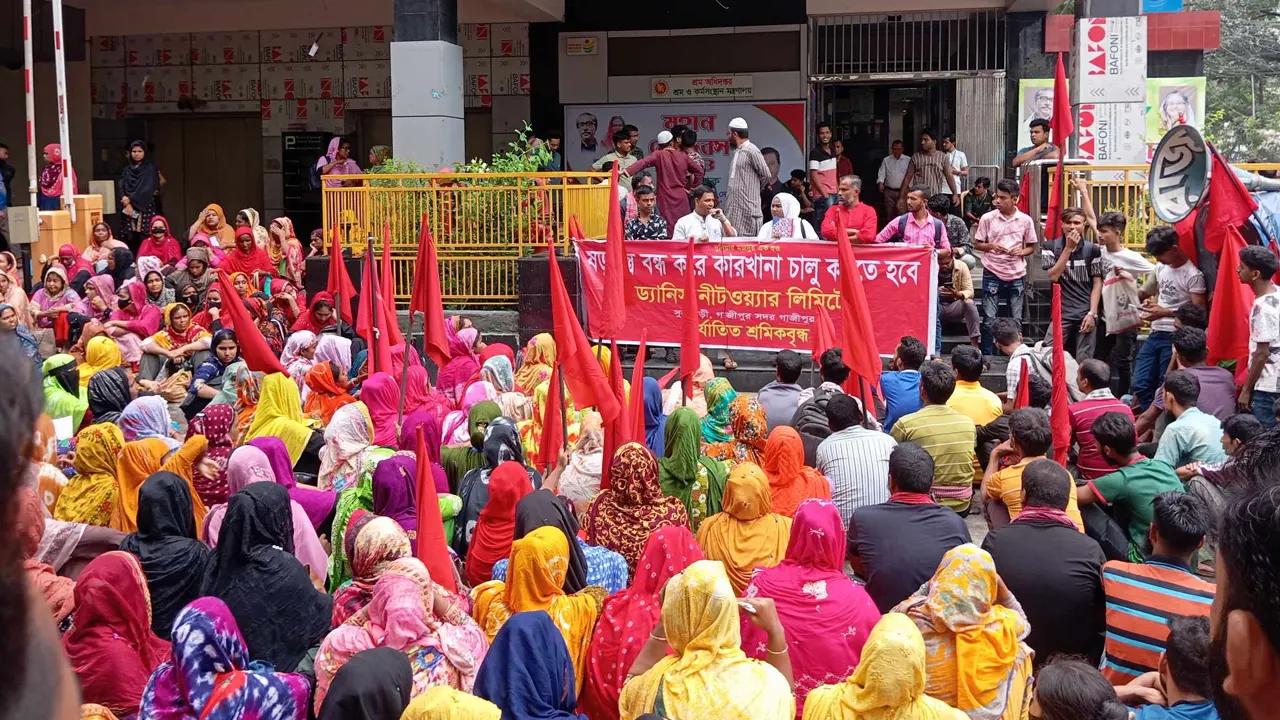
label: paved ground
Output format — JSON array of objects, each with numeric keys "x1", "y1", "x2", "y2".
[{"x1": 966, "y1": 512, "x2": 989, "y2": 546}]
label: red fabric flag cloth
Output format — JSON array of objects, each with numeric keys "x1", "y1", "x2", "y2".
[
  {"x1": 567, "y1": 215, "x2": 585, "y2": 241},
  {"x1": 1175, "y1": 209, "x2": 1200, "y2": 263},
  {"x1": 1017, "y1": 173, "x2": 1032, "y2": 215},
  {"x1": 1050, "y1": 284, "x2": 1071, "y2": 465},
  {"x1": 834, "y1": 210, "x2": 881, "y2": 412},
  {"x1": 1013, "y1": 366, "x2": 1031, "y2": 410},
  {"x1": 536, "y1": 364, "x2": 565, "y2": 472},
  {"x1": 657, "y1": 366, "x2": 679, "y2": 389},
  {"x1": 1045, "y1": 53, "x2": 1074, "y2": 241},
  {"x1": 380, "y1": 223, "x2": 405, "y2": 346},
  {"x1": 1207, "y1": 225, "x2": 1254, "y2": 383},
  {"x1": 549, "y1": 243, "x2": 621, "y2": 421},
  {"x1": 811, "y1": 304, "x2": 838, "y2": 360},
  {"x1": 327, "y1": 228, "x2": 356, "y2": 324},
  {"x1": 408, "y1": 214, "x2": 451, "y2": 369},
  {"x1": 629, "y1": 330, "x2": 649, "y2": 440},
  {"x1": 358, "y1": 247, "x2": 394, "y2": 375},
  {"x1": 414, "y1": 425, "x2": 456, "y2": 594},
  {"x1": 598, "y1": 164, "x2": 629, "y2": 338},
  {"x1": 1205, "y1": 146, "x2": 1259, "y2": 254},
  {"x1": 678, "y1": 237, "x2": 703, "y2": 400},
  {"x1": 600, "y1": 339, "x2": 630, "y2": 490},
  {"x1": 216, "y1": 270, "x2": 286, "y2": 375}
]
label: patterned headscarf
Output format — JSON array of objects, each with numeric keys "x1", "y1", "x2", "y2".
[
  {"x1": 119, "y1": 396, "x2": 180, "y2": 451},
  {"x1": 703, "y1": 395, "x2": 768, "y2": 468},
  {"x1": 582, "y1": 442, "x2": 690, "y2": 571},
  {"x1": 701, "y1": 377, "x2": 738, "y2": 443}
]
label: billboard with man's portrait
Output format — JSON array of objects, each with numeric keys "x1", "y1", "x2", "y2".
[{"x1": 1017, "y1": 79, "x2": 1059, "y2": 150}]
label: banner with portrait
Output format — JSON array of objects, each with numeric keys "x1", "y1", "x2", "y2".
[
  {"x1": 576, "y1": 240, "x2": 938, "y2": 355},
  {"x1": 1146, "y1": 77, "x2": 1206, "y2": 158}
]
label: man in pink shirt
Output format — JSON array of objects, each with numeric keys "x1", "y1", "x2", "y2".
[
  {"x1": 872, "y1": 188, "x2": 950, "y2": 250},
  {"x1": 821, "y1": 175, "x2": 879, "y2": 244},
  {"x1": 974, "y1": 178, "x2": 1038, "y2": 352},
  {"x1": 1070, "y1": 359, "x2": 1135, "y2": 480}
]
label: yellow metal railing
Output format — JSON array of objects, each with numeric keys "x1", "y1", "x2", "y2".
[
  {"x1": 322, "y1": 172, "x2": 610, "y2": 306},
  {"x1": 1044, "y1": 163, "x2": 1280, "y2": 250}
]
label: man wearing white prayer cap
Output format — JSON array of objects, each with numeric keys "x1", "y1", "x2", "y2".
[
  {"x1": 724, "y1": 116, "x2": 770, "y2": 241},
  {"x1": 623, "y1": 126, "x2": 706, "y2": 229}
]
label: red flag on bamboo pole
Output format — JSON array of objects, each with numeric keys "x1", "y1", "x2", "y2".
[
  {"x1": 1013, "y1": 367, "x2": 1031, "y2": 410},
  {"x1": 549, "y1": 241, "x2": 621, "y2": 421},
  {"x1": 1204, "y1": 145, "x2": 1259, "y2": 255},
  {"x1": 408, "y1": 214, "x2": 451, "y2": 369},
  {"x1": 327, "y1": 228, "x2": 356, "y2": 324},
  {"x1": 834, "y1": 210, "x2": 880, "y2": 413},
  {"x1": 600, "y1": 339, "x2": 630, "y2": 489},
  {"x1": 380, "y1": 222, "x2": 405, "y2": 346},
  {"x1": 1050, "y1": 284, "x2": 1071, "y2": 465},
  {"x1": 215, "y1": 270, "x2": 286, "y2": 375},
  {"x1": 358, "y1": 244, "x2": 394, "y2": 375},
  {"x1": 1207, "y1": 225, "x2": 1253, "y2": 383},
  {"x1": 629, "y1": 330, "x2": 649, "y2": 440},
  {"x1": 678, "y1": 237, "x2": 702, "y2": 400},
  {"x1": 1045, "y1": 53, "x2": 1074, "y2": 240},
  {"x1": 567, "y1": 215, "x2": 586, "y2": 241},
  {"x1": 536, "y1": 363, "x2": 565, "y2": 472},
  {"x1": 415, "y1": 425, "x2": 456, "y2": 594},
  {"x1": 811, "y1": 304, "x2": 838, "y2": 361},
  {"x1": 598, "y1": 164, "x2": 629, "y2": 338}
]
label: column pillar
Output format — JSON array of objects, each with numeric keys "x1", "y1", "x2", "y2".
[{"x1": 391, "y1": 0, "x2": 463, "y2": 169}]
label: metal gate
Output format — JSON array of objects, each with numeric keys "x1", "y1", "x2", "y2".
[
  {"x1": 808, "y1": 10, "x2": 1007, "y2": 81},
  {"x1": 956, "y1": 74, "x2": 1007, "y2": 182}
]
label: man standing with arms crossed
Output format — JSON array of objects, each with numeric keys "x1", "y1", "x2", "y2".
[
  {"x1": 723, "y1": 118, "x2": 770, "y2": 236},
  {"x1": 877, "y1": 140, "x2": 910, "y2": 222}
]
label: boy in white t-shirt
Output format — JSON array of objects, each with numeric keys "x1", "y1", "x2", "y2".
[
  {"x1": 1133, "y1": 226, "x2": 1206, "y2": 411},
  {"x1": 1091, "y1": 206, "x2": 1154, "y2": 397},
  {"x1": 1238, "y1": 245, "x2": 1280, "y2": 427}
]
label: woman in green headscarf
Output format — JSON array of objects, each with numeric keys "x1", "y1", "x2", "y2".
[
  {"x1": 42, "y1": 354, "x2": 88, "y2": 430},
  {"x1": 701, "y1": 377, "x2": 738, "y2": 444},
  {"x1": 659, "y1": 407, "x2": 728, "y2": 533},
  {"x1": 440, "y1": 400, "x2": 502, "y2": 491}
]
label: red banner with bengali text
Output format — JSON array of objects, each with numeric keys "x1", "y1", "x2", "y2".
[{"x1": 577, "y1": 240, "x2": 937, "y2": 355}]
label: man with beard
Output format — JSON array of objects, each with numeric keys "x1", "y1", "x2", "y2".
[
  {"x1": 1210, "y1": 470, "x2": 1280, "y2": 720},
  {"x1": 1100, "y1": 492, "x2": 1215, "y2": 685}
]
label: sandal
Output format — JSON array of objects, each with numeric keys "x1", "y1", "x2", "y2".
[{"x1": 722, "y1": 357, "x2": 739, "y2": 371}]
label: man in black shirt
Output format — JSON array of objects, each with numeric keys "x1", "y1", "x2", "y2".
[
  {"x1": 1042, "y1": 179, "x2": 1104, "y2": 359},
  {"x1": 983, "y1": 458, "x2": 1107, "y2": 668},
  {"x1": 849, "y1": 443, "x2": 971, "y2": 612},
  {"x1": 624, "y1": 185, "x2": 668, "y2": 240}
]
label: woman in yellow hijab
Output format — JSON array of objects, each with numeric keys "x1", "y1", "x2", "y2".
[
  {"x1": 244, "y1": 372, "x2": 320, "y2": 465},
  {"x1": 115, "y1": 436, "x2": 210, "y2": 533},
  {"x1": 402, "y1": 686, "x2": 500, "y2": 720},
  {"x1": 619, "y1": 560, "x2": 795, "y2": 720},
  {"x1": 695, "y1": 462, "x2": 792, "y2": 595},
  {"x1": 78, "y1": 336, "x2": 123, "y2": 388},
  {"x1": 471, "y1": 525, "x2": 604, "y2": 695},
  {"x1": 892, "y1": 544, "x2": 1033, "y2": 720},
  {"x1": 802, "y1": 613, "x2": 968, "y2": 720},
  {"x1": 515, "y1": 333, "x2": 556, "y2": 394},
  {"x1": 519, "y1": 377, "x2": 581, "y2": 461},
  {"x1": 54, "y1": 423, "x2": 126, "y2": 528}
]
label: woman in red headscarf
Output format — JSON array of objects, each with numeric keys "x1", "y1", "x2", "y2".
[
  {"x1": 463, "y1": 461, "x2": 533, "y2": 587},
  {"x1": 37, "y1": 143, "x2": 77, "y2": 211},
  {"x1": 221, "y1": 225, "x2": 276, "y2": 277},
  {"x1": 136, "y1": 215, "x2": 184, "y2": 267},
  {"x1": 291, "y1": 291, "x2": 339, "y2": 334}
]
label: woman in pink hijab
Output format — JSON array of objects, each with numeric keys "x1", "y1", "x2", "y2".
[
  {"x1": 106, "y1": 281, "x2": 161, "y2": 364},
  {"x1": 202, "y1": 445, "x2": 329, "y2": 583},
  {"x1": 360, "y1": 372, "x2": 402, "y2": 447},
  {"x1": 436, "y1": 325, "x2": 481, "y2": 407},
  {"x1": 38, "y1": 143, "x2": 77, "y2": 211}
]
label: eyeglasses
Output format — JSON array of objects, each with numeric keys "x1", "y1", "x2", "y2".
[{"x1": 576, "y1": 121, "x2": 596, "y2": 129}]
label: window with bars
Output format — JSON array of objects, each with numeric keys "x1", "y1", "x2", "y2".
[{"x1": 809, "y1": 10, "x2": 1007, "y2": 79}]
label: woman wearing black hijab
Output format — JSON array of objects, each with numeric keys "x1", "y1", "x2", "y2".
[
  {"x1": 513, "y1": 489, "x2": 589, "y2": 594},
  {"x1": 117, "y1": 141, "x2": 161, "y2": 251},
  {"x1": 201, "y1": 482, "x2": 332, "y2": 672},
  {"x1": 316, "y1": 648, "x2": 414, "y2": 720},
  {"x1": 453, "y1": 417, "x2": 543, "y2": 561},
  {"x1": 87, "y1": 366, "x2": 132, "y2": 425},
  {"x1": 102, "y1": 247, "x2": 136, "y2": 291},
  {"x1": 119, "y1": 472, "x2": 211, "y2": 639}
]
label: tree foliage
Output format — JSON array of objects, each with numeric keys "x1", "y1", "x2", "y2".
[{"x1": 1193, "y1": 0, "x2": 1280, "y2": 160}]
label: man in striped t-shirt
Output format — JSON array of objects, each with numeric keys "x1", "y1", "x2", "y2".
[
  {"x1": 891, "y1": 360, "x2": 977, "y2": 513},
  {"x1": 1069, "y1": 359, "x2": 1135, "y2": 481},
  {"x1": 1100, "y1": 492, "x2": 1215, "y2": 684}
]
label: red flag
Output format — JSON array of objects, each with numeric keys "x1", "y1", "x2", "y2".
[
  {"x1": 358, "y1": 247, "x2": 394, "y2": 374},
  {"x1": 811, "y1": 304, "x2": 838, "y2": 361},
  {"x1": 567, "y1": 215, "x2": 585, "y2": 241},
  {"x1": 1205, "y1": 146, "x2": 1259, "y2": 254},
  {"x1": 629, "y1": 330, "x2": 649, "y2": 440},
  {"x1": 1016, "y1": 173, "x2": 1032, "y2": 216},
  {"x1": 215, "y1": 270, "x2": 286, "y2": 375},
  {"x1": 326, "y1": 227, "x2": 356, "y2": 324},
  {"x1": 1050, "y1": 284, "x2": 1071, "y2": 465},
  {"x1": 1045, "y1": 53, "x2": 1074, "y2": 241},
  {"x1": 657, "y1": 366, "x2": 679, "y2": 389},
  {"x1": 678, "y1": 237, "x2": 702, "y2": 400},
  {"x1": 536, "y1": 363, "x2": 565, "y2": 471},
  {"x1": 600, "y1": 340, "x2": 630, "y2": 490},
  {"x1": 1013, "y1": 366, "x2": 1031, "y2": 410},
  {"x1": 834, "y1": 210, "x2": 881, "y2": 413},
  {"x1": 380, "y1": 222, "x2": 405, "y2": 346},
  {"x1": 598, "y1": 164, "x2": 628, "y2": 338},
  {"x1": 1207, "y1": 225, "x2": 1253, "y2": 383},
  {"x1": 408, "y1": 214, "x2": 451, "y2": 369},
  {"x1": 415, "y1": 425, "x2": 456, "y2": 593},
  {"x1": 1175, "y1": 209, "x2": 1200, "y2": 262},
  {"x1": 549, "y1": 242, "x2": 621, "y2": 421}
]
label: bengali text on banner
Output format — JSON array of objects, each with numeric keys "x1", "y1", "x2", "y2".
[{"x1": 576, "y1": 240, "x2": 938, "y2": 355}]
